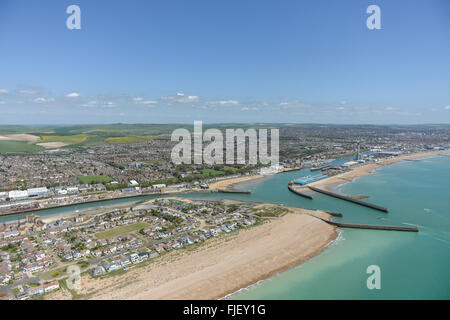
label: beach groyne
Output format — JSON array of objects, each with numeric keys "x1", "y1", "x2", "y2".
[
  {"x1": 287, "y1": 185, "x2": 313, "y2": 199},
  {"x1": 308, "y1": 186, "x2": 389, "y2": 213}
]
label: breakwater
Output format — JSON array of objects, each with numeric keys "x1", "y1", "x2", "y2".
[
  {"x1": 308, "y1": 186, "x2": 389, "y2": 213},
  {"x1": 319, "y1": 218, "x2": 418, "y2": 232},
  {"x1": 324, "y1": 211, "x2": 343, "y2": 217},
  {"x1": 215, "y1": 189, "x2": 251, "y2": 194},
  {"x1": 287, "y1": 185, "x2": 313, "y2": 199}
]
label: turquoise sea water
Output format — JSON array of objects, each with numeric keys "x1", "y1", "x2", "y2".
[
  {"x1": 227, "y1": 155, "x2": 450, "y2": 299},
  {"x1": 2, "y1": 155, "x2": 449, "y2": 299},
  {"x1": 187, "y1": 155, "x2": 450, "y2": 299}
]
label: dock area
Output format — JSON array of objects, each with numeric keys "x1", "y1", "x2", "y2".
[
  {"x1": 307, "y1": 186, "x2": 389, "y2": 213},
  {"x1": 293, "y1": 174, "x2": 328, "y2": 186}
]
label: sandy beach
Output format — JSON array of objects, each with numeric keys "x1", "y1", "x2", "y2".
[
  {"x1": 50, "y1": 207, "x2": 336, "y2": 300},
  {"x1": 309, "y1": 149, "x2": 450, "y2": 191},
  {"x1": 209, "y1": 175, "x2": 264, "y2": 190}
]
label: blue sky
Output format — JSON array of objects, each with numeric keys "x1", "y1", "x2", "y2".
[{"x1": 0, "y1": 0, "x2": 449, "y2": 124}]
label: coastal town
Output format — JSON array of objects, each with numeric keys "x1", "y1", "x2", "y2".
[
  {"x1": 1, "y1": 124, "x2": 450, "y2": 300},
  {"x1": 2, "y1": 0, "x2": 450, "y2": 309},
  {"x1": 1, "y1": 124, "x2": 449, "y2": 215},
  {"x1": 0, "y1": 197, "x2": 267, "y2": 300}
]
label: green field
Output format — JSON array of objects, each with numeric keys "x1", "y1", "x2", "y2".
[
  {"x1": 253, "y1": 206, "x2": 288, "y2": 217},
  {"x1": 38, "y1": 134, "x2": 91, "y2": 144},
  {"x1": 78, "y1": 175, "x2": 114, "y2": 184},
  {"x1": 0, "y1": 140, "x2": 44, "y2": 154},
  {"x1": 105, "y1": 136, "x2": 160, "y2": 144},
  {"x1": 95, "y1": 222, "x2": 149, "y2": 239}
]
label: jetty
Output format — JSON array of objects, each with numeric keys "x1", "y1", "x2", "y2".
[
  {"x1": 308, "y1": 186, "x2": 389, "y2": 213},
  {"x1": 319, "y1": 218, "x2": 418, "y2": 232},
  {"x1": 215, "y1": 189, "x2": 251, "y2": 194},
  {"x1": 287, "y1": 185, "x2": 313, "y2": 199}
]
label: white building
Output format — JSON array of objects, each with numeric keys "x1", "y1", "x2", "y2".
[
  {"x1": 27, "y1": 187, "x2": 49, "y2": 197},
  {"x1": 0, "y1": 192, "x2": 8, "y2": 202},
  {"x1": 129, "y1": 180, "x2": 139, "y2": 187},
  {"x1": 66, "y1": 187, "x2": 79, "y2": 194},
  {"x1": 342, "y1": 161, "x2": 358, "y2": 167},
  {"x1": 8, "y1": 190, "x2": 29, "y2": 201},
  {"x1": 259, "y1": 164, "x2": 284, "y2": 175}
]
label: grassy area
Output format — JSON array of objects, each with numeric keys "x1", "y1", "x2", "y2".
[
  {"x1": 105, "y1": 136, "x2": 162, "y2": 144},
  {"x1": 87, "y1": 129, "x2": 121, "y2": 133},
  {"x1": 0, "y1": 140, "x2": 44, "y2": 154},
  {"x1": 95, "y1": 222, "x2": 149, "y2": 239},
  {"x1": 200, "y1": 168, "x2": 225, "y2": 177},
  {"x1": 253, "y1": 206, "x2": 288, "y2": 217},
  {"x1": 38, "y1": 134, "x2": 91, "y2": 144},
  {"x1": 77, "y1": 261, "x2": 90, "y2": 269},
  {"x1": 58, "y1": 279, "x2": 91, "y2": 300},
  {"x1": 78, "y1": 175, "x2": 114, "y2": 184},
  {"x1": 41, "y1": 266, "x2": 68, "y2": 281}
]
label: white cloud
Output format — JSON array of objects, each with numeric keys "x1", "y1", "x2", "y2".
[
  {"x1": 66, "y1": 92, "x2": 80, "y2": 98},
  {"x1": 207, "y1": 100, "x2": 240, "y2": 107},
  {"x1": 138, "y1": 100, "x2": 157, "y2": 105},
  {"x1": 19, "y1": 89, "x2": 38, "y2": 95},
  {"x1": 339, "y1": 100, "x2": 348, "y2": 105},
  {"x1": 33, "y1": 97, "x2": 55, "y2": 104},
  {"x1": 241, "y1": 107, "x2": 258, "y2": 111},
  {"x1": 81, "y1": 100, "x2": 116, "y2": 108},
  {"x1": 0, "y1": 89, "x2": 8, "y2": 94},
  {"x1": 103, "y1": 101, "x2": 115, "y2": 107},
  {"x1": 181, "y1": 95, "x2": 199, "y2": 103},
  {"x1": 0, "y1": 101, "x2": 5, "y2": 105},
  {"x1": 81, "y1": 101, "x2": 98, "y2": 107},
  {"x1": 133, "y1": 97, "x2": 157, "y2": 105},
  {"x1": 277, "y1": 100, "x2": 310, "y2": 109},
  {"x1": 445, "y1": 106, "x2": 450, "y2": 110},
  {"x1": 336, "y1": 106, "x2": 345, "y2": 110},
  {"x1": 162, "y1": 93, "x2": 199, "y2": 104}
]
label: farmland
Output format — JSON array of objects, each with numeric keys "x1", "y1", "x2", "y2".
[
  {"x1": 38, "y1": 134, "x2": 91, "y2": 144},
  {"x1": 0, "y1": 140, "x2": 44, "y2": 154},
  {"x1": 105, "y1": 136, "x2": 163, "y2": 144}
]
